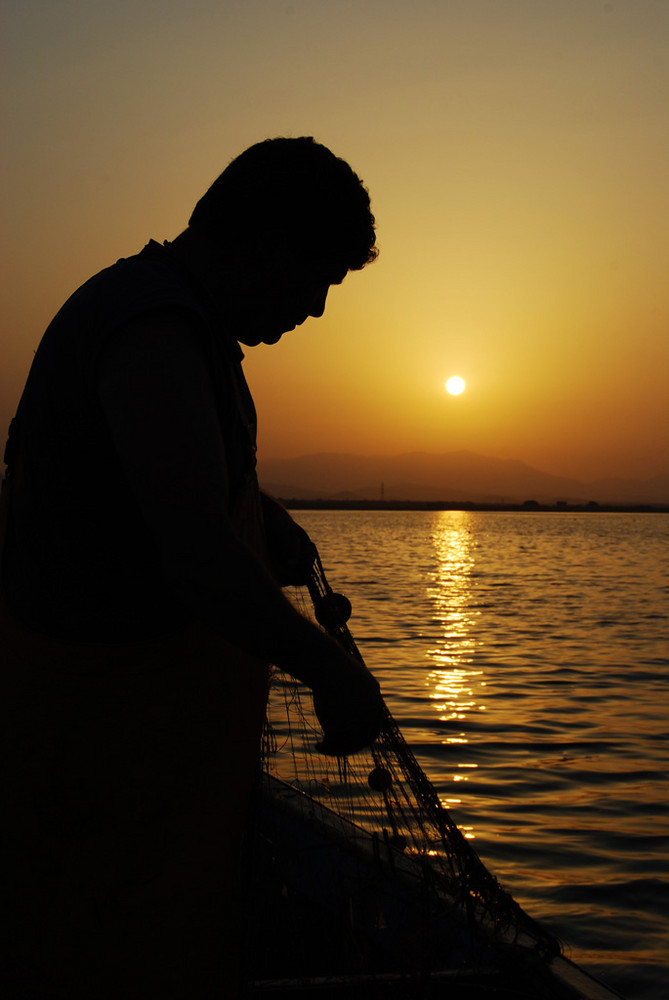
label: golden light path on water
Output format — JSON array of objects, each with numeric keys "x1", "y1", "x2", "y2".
[
  {"x1": 425, "y1": 512, "x2": 485, "y2": 839},
  {"x1": 289, "y1": 509, "x2": 669, "y2": 997}
]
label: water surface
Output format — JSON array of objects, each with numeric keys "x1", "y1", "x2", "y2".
[{"x1": 293, "y1": 510, "x2": 669, "y2": 1000}]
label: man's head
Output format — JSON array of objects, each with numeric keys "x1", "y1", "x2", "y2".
[
  {"x1": 190, "y1": 136, "x2": 377, "y2": 272},
  {"x1": 187, "y1": 137, "x2": 377, "y2": 345}
]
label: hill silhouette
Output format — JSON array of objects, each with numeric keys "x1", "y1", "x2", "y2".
[{"x1": 257, "y1": 451, "x2": 669, "y2": 505}]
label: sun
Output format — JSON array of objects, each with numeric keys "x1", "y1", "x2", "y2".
[{"x1": 445, "y1": 376, "x2": 466, "y2": 395}]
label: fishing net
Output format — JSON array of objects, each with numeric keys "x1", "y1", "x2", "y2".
[{"x1": 245, "y1": 555, "x2": 609, "y2": 999}]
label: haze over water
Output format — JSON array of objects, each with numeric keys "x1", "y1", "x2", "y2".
[{"x1": 293, "y1": 509, "x2": 669, "y2": 1000}]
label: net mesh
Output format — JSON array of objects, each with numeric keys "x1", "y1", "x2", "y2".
[{"x1": 247, "y1": 555, "x2": 565, "y2": 995}]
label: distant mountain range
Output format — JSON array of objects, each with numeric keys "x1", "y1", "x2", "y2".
[{"x1": 257, "y1": 451, "x2": 669, "y2": 505}]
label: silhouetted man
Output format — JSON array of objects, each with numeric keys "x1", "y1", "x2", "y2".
[{"x1": 0, "y1": 137, "x2": 382, "y2": 998}]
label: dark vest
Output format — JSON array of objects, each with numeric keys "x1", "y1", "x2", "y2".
[{"x1": 3, "y1": 241, "x2": 258, "y2": 641}]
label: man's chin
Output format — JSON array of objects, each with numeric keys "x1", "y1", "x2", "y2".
[{"x1": 262, "y1": 329, "x2": 288, "y2": 345}]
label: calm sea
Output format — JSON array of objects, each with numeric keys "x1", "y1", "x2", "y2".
[{"x1": 291, "y1": 509, "x2": 668, "y2": 1000}]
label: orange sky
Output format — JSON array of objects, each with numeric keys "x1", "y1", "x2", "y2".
[{"x1": 3, "y1": 0, "x2": 668, "y2": 483}]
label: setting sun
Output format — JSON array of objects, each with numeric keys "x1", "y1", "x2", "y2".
[{"x1": 446, "y1": 376, "x2": 466, "y2": 396}]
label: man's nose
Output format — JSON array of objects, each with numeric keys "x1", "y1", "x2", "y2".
[{"x1": 308, "y1": 286, "x2": 329, "y2": 318}]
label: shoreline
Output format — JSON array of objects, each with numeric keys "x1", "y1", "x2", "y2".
[{"x1": 280, "y1": 498, "x2": 669, "y2": 513}]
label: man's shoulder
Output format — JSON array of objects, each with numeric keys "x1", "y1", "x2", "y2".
[{"x1": 72, "y1": 241, "x2": 211, "y2": 328}]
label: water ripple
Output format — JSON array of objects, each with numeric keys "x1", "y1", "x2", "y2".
[{"x1": 295, "y1": 509, "x2": 669, "y2": 1000}]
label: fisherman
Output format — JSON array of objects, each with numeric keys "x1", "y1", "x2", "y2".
[{"x1": 0, "y1": 137, "x2": 383, "y2": 999}]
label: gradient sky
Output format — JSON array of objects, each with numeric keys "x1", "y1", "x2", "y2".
[{"x1": 3, "y1": 0, "x2": 668, "y2": 483}]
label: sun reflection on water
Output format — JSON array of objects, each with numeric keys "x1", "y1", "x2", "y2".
[{"x1": 426, "y1": 512, "x2": 487, "y2": 836}]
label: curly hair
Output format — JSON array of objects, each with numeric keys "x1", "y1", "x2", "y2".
[{"x1": 189, "y1": 137, "x2": 377, "y2": 273}]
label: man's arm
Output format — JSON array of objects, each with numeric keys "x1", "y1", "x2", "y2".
[
  {"x1": 260, "y1": 492, "x2": 318, "y2": 587},
  {"x1": 96, "y1": 312, "x2": 382, "y2": 753}
]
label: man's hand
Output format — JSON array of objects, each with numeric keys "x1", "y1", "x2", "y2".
[
  {"x1": 294, "y1": 637, "x2": 384, "y2": 756},
  {"x1": 261, "y1": 494, "x2": 317, "y2": 586}
]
